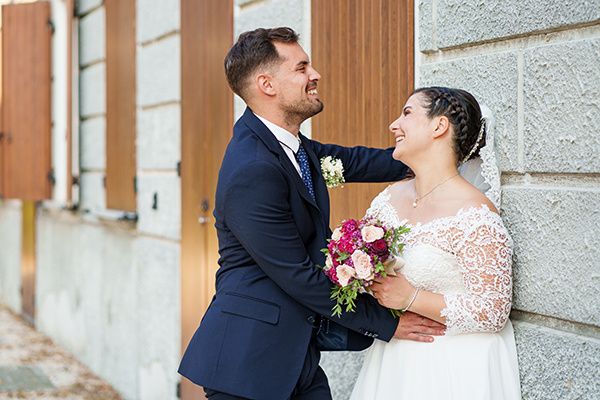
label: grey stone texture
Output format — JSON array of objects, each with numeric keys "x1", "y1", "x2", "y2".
[
  {"x1": 134, "y1": 237, "x2": 181, "y2": 400},
  {"x1": 320, "y1": 351, "x2": 366, "y2": 400},
  {"x1": 523, "y1": 38, "x2": 600, "y2": 173},
  {"x1": 79, "y1": 172, "x2": 106, "y2": 213},
  {"x1": 136, "y1": 173, "x2": 181, "y2": 241},
  {"x1": 502, "y1": 187, "x2": 600, "y2": 326},
  {"x1": 80, "y1": 117, "x2": 106, "y2": 170},
  {"x1": 35, "y1": 216, "x2": 138, "y2": 399},
  {"x1": 138, "y1": 35, "x2": 181, "y2": 107},
  {"x1": 0, "y1": 366, "x2": 54, "y2": 391},
  {"x1": 418, "y1": 0, "x2": 435, "y2": 52},
  {"x1": 419, "y1": 0, "x2": 600, "y2": 50},
  {"x1": 513, "y1": 321, "x2": 600, "y2": 400},
  {"x1": 78, "y1": 7, "x2": 105, "y2": 66},
  {"x1": 80, "y1": 63, "x2": 106, "y2": 117},
  {"x1": 77, "y1": 0, "x2": 102, "y2": 16},
  {"x1": 137, "y1": 104, "x2": 181, "y2": 170},
  {"x1": 0, "y1": 201, "x2": 22, "y2": 313},
  {"x1": 419, "y1": 52, "x2": 519, "y2": 171},
  {"x1": 137, "y1": 0, "x2": 180, "y2": 43}
]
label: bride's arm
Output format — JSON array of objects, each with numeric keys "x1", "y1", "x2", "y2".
[{"x1": 372, "y1": 217, "x2": 513, "y2": 334}]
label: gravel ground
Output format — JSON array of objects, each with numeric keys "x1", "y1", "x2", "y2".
[{"x1": 0, "y1": 305, "x2": 122, "y2": 400}]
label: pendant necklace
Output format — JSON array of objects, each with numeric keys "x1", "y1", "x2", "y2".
[{"x1": 413, "y1": 173, "x2": 459, "y2": 208}]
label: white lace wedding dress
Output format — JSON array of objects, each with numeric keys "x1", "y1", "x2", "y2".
[{"x1": 350, "y1": 187, "x2": 522, "y2": 400}]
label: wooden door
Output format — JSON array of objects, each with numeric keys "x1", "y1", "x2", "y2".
[
  {"x1": 311, "y1": 0, "x2": 414, "y2": 224},
  {"x1": 180, "y1": 1, "x2": 233, "y2": 398},
  {"x1": 1, "y1": 2, "x2": 52, "y2": 201}
]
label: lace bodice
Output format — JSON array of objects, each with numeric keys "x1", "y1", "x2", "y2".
[{"x1": 365, "y1": 187, "x2": 514, "y2": 335}]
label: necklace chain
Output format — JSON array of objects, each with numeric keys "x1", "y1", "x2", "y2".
[{"x1": 413, "y1": 173, "x2": 459, "y2": 208}]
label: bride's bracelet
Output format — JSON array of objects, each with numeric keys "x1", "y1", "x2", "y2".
[{"x1": 400, "y1": 288, "x2": 420, "y2": 313}]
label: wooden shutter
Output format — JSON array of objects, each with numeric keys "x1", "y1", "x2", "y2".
[
  {"x1": 105, "y1": 0, "x2": 136, "y2": 211},
  {"x1": 311, "y1": 0, "x2": 414, "y2": 224},
  {"x1": 1, "y1": 2, "x2": 52, "y2": 200},
  {"x1": 180, "y1": 0, "x2": 233, "y2": 398}
]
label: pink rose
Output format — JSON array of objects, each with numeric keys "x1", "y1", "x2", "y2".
[
  {"x1": 351, "y1": 250, "x2": 374, "y2": 280},
  {"x1": 324, "y1": 254, "x2": 333, "y2": 271},
  {"x1": 361, "y1": 225, "x2": 384, "y2": 243},
  {"x1": 336, "y1": 264, "x2": 356, "y2": 287},
  {"x1": 331, "y1": 227, "x2": 343, "y2": 241}
]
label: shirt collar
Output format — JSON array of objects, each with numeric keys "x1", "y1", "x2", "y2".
[{"x1": 254, "y1": 113, "x2": 301, "y2": 153}]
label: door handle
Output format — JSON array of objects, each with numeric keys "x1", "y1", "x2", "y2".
[{"x1": 198, "y1": 216, "x2": 209, "y2": 224}]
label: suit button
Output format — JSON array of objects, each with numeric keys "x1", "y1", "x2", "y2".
[{"x1": 307, "y1": 315, "x2": 316, "y2": 324}]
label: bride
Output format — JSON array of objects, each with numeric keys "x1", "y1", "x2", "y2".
[{"x1": 350, "y1": 87, "x2": 521, "y2": 399}]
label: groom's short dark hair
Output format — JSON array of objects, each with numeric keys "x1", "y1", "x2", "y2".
[{"x1": 224, "y1": 27, "x2": 299, "y2": 100}]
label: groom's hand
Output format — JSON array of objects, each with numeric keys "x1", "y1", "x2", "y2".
[{"x1": 393, "y1": 311, "x2": 446, "y2": 342}]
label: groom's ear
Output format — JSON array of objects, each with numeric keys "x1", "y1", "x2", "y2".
[
  {"x1": 432, "y1": 116, "x2": 450, "y2": 139},
  {"x1": 256, "y1": 73, "x2": 276, "y2": 97}
]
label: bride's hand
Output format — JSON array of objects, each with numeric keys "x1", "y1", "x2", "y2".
[{"x1": 371, "y1": 273, "x2": 415, "y2": 310}]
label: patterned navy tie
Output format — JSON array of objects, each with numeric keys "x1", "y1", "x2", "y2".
[{"x1": 295, "y1": 144, "x2": 316, "y2": 202}]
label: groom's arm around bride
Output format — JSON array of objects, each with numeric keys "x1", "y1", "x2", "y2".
[{"x1": 179, "y1": 27, "x2": 444, "y2": 400}]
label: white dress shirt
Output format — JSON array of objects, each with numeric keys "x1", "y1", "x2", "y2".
[{"x1": 254, "y1": 113, "x2": 302, "y2": 176}]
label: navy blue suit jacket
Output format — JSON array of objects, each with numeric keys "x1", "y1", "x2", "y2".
[{"x1": 178, "y1": 108, "x2": 408, "y2": 399}]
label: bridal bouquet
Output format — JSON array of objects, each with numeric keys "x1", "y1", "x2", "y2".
[{"x1": 321, "y1": 218, "x2": 410, "y2": 317}]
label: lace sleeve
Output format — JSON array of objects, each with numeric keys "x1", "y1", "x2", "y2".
[{"x1": 441, "y1": 210, "x2": 513, "y2": 334}]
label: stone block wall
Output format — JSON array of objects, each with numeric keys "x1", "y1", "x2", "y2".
[{"x1": 417, "y1": 1, "x2": 600, "y2": 399}]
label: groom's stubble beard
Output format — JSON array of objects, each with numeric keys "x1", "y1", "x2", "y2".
[{"x1": 281, "y1": 97, "x2": 324, "y2": 128}]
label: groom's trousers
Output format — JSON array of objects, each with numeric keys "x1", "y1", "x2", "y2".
[{"x1": 203, "y1": 338, "x2": 332, "y2": 400}]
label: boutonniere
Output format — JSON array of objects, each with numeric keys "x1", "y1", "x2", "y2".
[{"x1": 320, "y1": 156, "x2": 345, "y2": 188}]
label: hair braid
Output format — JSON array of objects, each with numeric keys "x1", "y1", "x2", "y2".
[{"x1": 414, "y1": 86, "x2": 485, "y2": 163}]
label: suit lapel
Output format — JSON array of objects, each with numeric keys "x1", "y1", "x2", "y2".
[{"x1": 241, "y1": 108, "x2": 320, "y2": 210}]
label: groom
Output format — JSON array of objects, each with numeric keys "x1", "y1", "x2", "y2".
[{"x1": 178, "y1": 27, "x2": 445, "y2": 399}]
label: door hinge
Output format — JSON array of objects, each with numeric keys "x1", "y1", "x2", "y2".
[
  {"x1": 176, "y1": 161, "x2": 181, "y2": 177},
  {"x1": 47, "y1": 18, "x2": 55, "y2": 34},
  {"x1": 176, "y1": 382, "x2": 181, "y2": 398},
  {"x1": 47, "y1": 169, "x2": 56, "y2": 185},
  {"x1": 133, "y1": 176, "x2": 138, "y2": 193}
]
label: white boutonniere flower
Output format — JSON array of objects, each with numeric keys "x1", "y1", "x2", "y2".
[{"x1": 320, "y1": 156, "x2": 345, "y2": 188}]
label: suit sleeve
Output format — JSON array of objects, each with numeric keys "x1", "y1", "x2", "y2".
[
  {"x1": 309, "y1": 141, "x2": 408, "y2": 183},
  {"x1": 224, "y1": 160, "x2": 398, "y2": 341}
]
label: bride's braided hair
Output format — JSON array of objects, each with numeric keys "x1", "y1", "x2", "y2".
[{"x1": 414, "y1": 86, "x2": 485, "y2": 164}]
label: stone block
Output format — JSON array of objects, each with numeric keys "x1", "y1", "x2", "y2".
[
  {"x1": 514, "y1": 321, "x2": 600, "y2": 400},
  {"x1": 35, "y1": 217, "x2": 138, "y2": 400},
  {"x1": 80, "y1": 63, "x2": 106, "y2": 117},
  {"x1": 79, "y1": 7, "x2": 105, "y2": 66},
  {"x1": 136, "y1": 173, "x2": 181, "y2": 241},
  {"x1": 0, "y1": 201, "x2": 22, "y2": 313},
  {"x1": 502, "y1": 187, "x2": 600, "y2": 326},
  {"x1": 80, "y1": 117, "x2": 106, "y2": 170},
  {"x1": 524, "y1": 38, "x2": 600, "y2": 173},
  {"x1": 138, "y1": 35, "x2": 180, "y2": 107},
  {"x1": 419, "y1": 52, "x2": 519, "y2": 171},
  {"x1": 138, "y1": 104, "x2": 181, "y2": 170},
  {"x1": 137, "y1": 0, "x2": 179, "y2": 43},
  {"x1": 417, "y1": 0, "x2": 435, "y2": 52},
  {"x1": 79, "y1": 172, "x2": 106, "y2": 213},
  {"x1": 134, "y1": 237, "x2": 180, "y2": 400},
  {"x1": 423, "y1": 0, "x2": 600, "y2": 49},
  {"x1": 77, "y1": 0, "x2": 102, "y2": 16},
  {"x1": 236, "y1": 0, "x2": 310, "y2": 50}
]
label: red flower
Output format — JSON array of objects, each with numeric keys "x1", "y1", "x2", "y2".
[{"x1": 341, "y1": 219, "x2": 359, "y2": 234}]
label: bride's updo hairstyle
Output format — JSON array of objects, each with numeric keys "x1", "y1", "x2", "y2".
[{"x1": 414, "y1": 86, "x2": 486, "y2": 164}]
